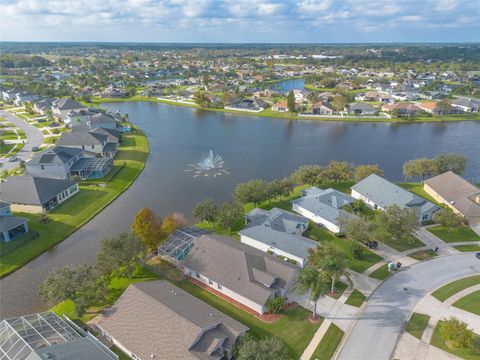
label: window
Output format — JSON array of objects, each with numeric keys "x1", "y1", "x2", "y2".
[
  {"x1": 422, "y1": 214, "x2": 429, "y2": 220},
  {"x1": 40, "y1": 165, "x2": 44, "y2": 170},
  {"x1": 196, "y1": 272, "x2": 200, "y2": 278},
  {"x1": 82, "y1": 145, "x2": 85, "y2": 150},
  {"x1": 208, "y1": 279, "x2": 213, "y2": 285},
  {"x1": 92, "y1": 145, "x2": 95, "y2": 149},
  {"x1": 217, "y1": 284, "x2": 222, "y2": 290}
]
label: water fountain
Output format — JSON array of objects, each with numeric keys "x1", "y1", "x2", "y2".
[{"x1": 186, "y1": 150, "x2": 230, "y2": 177}]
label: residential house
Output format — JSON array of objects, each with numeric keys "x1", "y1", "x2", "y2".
[
  {"x1": 451, "y1": 98, "x2": 480, "y2": 113},
  {"x1": 57, "y1": 128, "x2": 117, "y2": 158},
  {"x1": 0, "y1": 312, "x2": 117, "y2": 360},
  {"x1": 0, "y1": 175, "x2": 79, "y2": 213},
  {"x1": 87, "y1": 113, "x2": 118, "y2": 130},
  {"x1": 382, "y1": 103, "x2": 424, "y2": 116},
  {"x1": 0, "y1": 201, "x2": 29, "y2": 242},
  {"x1": 65, "y1": 109, "x2": 94, "y2": 128},
  {"x1": 100, "y1": 86, "x2": 129, "y2": 98},
  {"x1": 32, "y1": 98, "x2": 55, "y2": 115},
  {"x1": 225, "y1": 98, "x2": 265, "y2": 112},
  {"x1": 272, "y1": 100, "x2": 288, "y2": 112},
  {"x1": 316, "y1": 92, "x2": 335, "y2": 102},
  {"x1": 312, "y1": 101, "x2": 334, "y2": 115},
  {"x1": 14, "y1": 92, "x2": 39, "y2": 106},
  {"x1": 239, "y1": 208, "x2": 316, "y2": 267},
  {"x1": 348, "y1": 103, "x2": 377, "y2": 115},
  {"x1": 26, "y1": 146, "x2": 85, "y2": 180},
  {"x1": 424, "y1": 171, "x2": 480, "y2": 230},
  {"x1": 351, "y1": 174, "x2": 439, "y2": 223},
  {"x1": 52, "y1": 98, "x2": 86, "y2": 120},
  {"x1": 292, "y1": 187, "x2": 357, "y2": 233},
  {"x1": 94, "y1": 281, "x2": 248, "y2": 360},
  {"x1": 183, "y1": 234, "x2": 298, "y2": 315}
]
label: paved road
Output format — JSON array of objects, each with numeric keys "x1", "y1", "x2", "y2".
[
  {"x1": 0, "y1": 110, "x2": 43, "y2": 170},
  {"x1": 336, "y1": 253, "x2": 480, "y2": 360}
]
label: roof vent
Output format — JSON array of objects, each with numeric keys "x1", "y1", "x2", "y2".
[{"x1": 209, "y1": 313, "x2": 214, "y2": 317}]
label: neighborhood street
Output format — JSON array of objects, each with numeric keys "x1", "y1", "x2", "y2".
[
  {"x1": 0, "y1": 109, "x2": 43, "y2": 170},
  {"x1": 336, "y1": 253, "x2": 480, "y2": 360}
]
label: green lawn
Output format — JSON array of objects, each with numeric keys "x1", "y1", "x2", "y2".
[
  {"x1": 0, "y1": 130, "x2": 149, "y2": 278},
  {"x1": 431, "y1": 320, "x2": 480, "y2": 360},
  {"x1": 344, "y1": 289, "x2": 366, "y2": 307},
  {"x1": 453, "y1": 244, "x2": 480, "y2": 252},
  {"x1": 373, "y1": 226, "x2": 426, "y2": 252},
  {"x1": 0, "y1": 143, "x2": 15, "y2": 156},
  {"x1": 405, "y1": 313, "x2": 430, "y2": 339},
  {"x1": 397, "y1": 182, "x2": 442, "y2": 206},
  {"x1": 369, "y1": 264, "x2": 391, "y2": 280},
  {"x1": 409, "y1": 249, "x2": 438, "y2": 261},
  {"x1": 432, "y1": 276, "x2": 480, "y2": 302},
  {"x1": 427, "y1": 225, "x2": 480, "y2": 243},
  {"x1": 453, "y1": 291, "x2": 480, "y2": 316},
  {"x1": 310, "y1": 323, "x2": 344, "y2": 360},
  {"x1": 0, "y1": 129, "x2": 19, "y2": 140}
]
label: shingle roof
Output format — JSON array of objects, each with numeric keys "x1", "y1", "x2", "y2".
[
  {"x1": 183, "y1": 234, "x2": 298, "y2": 306},
  {"x1": 245, "y1": 207, "x2": 308, "y2": 233},
  {"x1": 27, "y1": 146, "x2": 83, "y2": 165},
  {"x1": 0, "y1": 215, "x2": 28, "y2": 233},
  {"x1": 95, "y1": 280, "x2": 248, "y2": 360},
  {"x1": 0, "y1": 175, "x2": 77, "y2": 206},
  {"x1": 57, "y1": 129, "x2": 107, "y2": 147},
  {"x1": 54, "y1": 98, "x2": 85, "y2": 111},
  {"x1": 88, "y1": 113, "x2": 117, "y2": 127},
  {"x1": 425, "y1": 171, "x2": 480, "y2": 217}
]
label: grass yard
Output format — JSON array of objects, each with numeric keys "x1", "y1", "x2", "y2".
[
  {"x1": 405, "y1": 313, "x2": 430, "y2": 339},
  {"x1": 344, "y1": 289, "x2": 366, "y2": 307},
  {"x1": 0, "y1": 129, "x2": 19, "y2": 140},
  {"x1": 397, "y1": 182, "x2": 442, "y2": 206},
  {"x1": 453, "y1": 291, "x2": 480, "y2": 316},
  {"x1": 427, "y1": 225, "x2": 480, "y2": 243},
  {"x1": 409, "y1": 249, "x2": 438, "y2": 261},
  {"x1": 0, "y1": 130, "x2": 149, "y2": 278},
  {"x1": 369, "y1": 264, "x2": 391, "y2": 280},
  {"x1": 453, "y1": 244, "x2": 480, "y2": 252},
  {"x1": 373, "y1": 226, "x2": 426, "y2": 252},
  {"x1": 431, "y1": 320, "x2": 480, "y2": 360},
  {"x1": 0, "y1": 143, "x2": 15, "y2": 156},
  {"x1": 431, "y1": 275, "x2": 480, "y2": 302},
  {"x1": 310, "y1": 323, "x2": 344, "y2": 360}
]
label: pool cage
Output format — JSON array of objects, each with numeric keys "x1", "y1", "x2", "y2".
[
  {"x1": 158, "y1": 226, "x2": 210, "y2": 264},
  {"x1": 70, "y1": 157, "x2": 113, "y2": 180},
  {"x1": 0, "y1": 312, "x2": 81, "y2": 360}
]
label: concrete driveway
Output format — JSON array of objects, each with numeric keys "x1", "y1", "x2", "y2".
[
  {"x1": 336, "y1": 253, "x2": 480, "y2": 360},
  {"x1": 0, "y1": 110, "x2": 43, "y2": 170}
]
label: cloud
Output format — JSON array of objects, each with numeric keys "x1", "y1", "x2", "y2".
[{"x1": 297, "y1": 0, "x2": 332, "y2": 13}]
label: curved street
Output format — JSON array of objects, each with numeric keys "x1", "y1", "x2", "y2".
[
  {"x1": 0, "y1": 109, "x2": 43, "y2": 170},
  {"x1": 336, "y1": 253, "x2": 480, "y2": 360}
]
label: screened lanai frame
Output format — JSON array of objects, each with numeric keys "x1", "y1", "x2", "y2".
[
  {"x1": 0, "y1": 312, "x2": 80, "y2": 360},
  {"x1": 69, "y1": 157, "x2": 113, "y2": 179},
  {"x1": 158, "y1": 226, "x2": 210, "y2": 261}
]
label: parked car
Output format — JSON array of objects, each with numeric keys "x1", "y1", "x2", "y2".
[
  {"x1": 476, "y1": 252, "x2": 480, "y2": 260},
  {"x1": 8, "y1": 156, "x2": 18, "y2": 162},
  {"x1": 32, "y1": 146, "x2": 39, "y2": 152}
]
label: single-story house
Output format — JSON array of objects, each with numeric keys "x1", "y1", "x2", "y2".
[
  {"x1": 347, "y1": 103, "x2": 377, "y2": 115},
  {"x1": 424, "y1": 171, "x2": 480, "y2": 228},
  {"x1": 57, "y1": 128, "x2": 117, "y2": 158},
  {"x1": 312, "y1": 101, "x2": 334, "y2": 115},
  {"x1": 52, "y1": 98, "x2": 86, "y2": 120},
  {"x1": 94, "y1": 280, "x2": 248, "y2": 360},
  {"x1": 0, "y1": 201, "x2": 29, "y2": 242},
  {"x1": 0, "y1": 175, "x2": 79, "y2": 213},
  {"x1": 451, "y1": 98, "x2": 479, "y2": 113},
  {"x1": 239, "y1": 208, "x2": 315, "y2": 267},
  {"x1": 351, "y1": 174, "x2": 439, "y2": 223},
  {"x1": 382, "y1": 103, "x2": 424, "y2": 116},
  {"x1": 292, "y1": 187, "x2": 357, "y2": 233},
  {"x1": 182, "y1": 234, "x2": 298, "y2": 315}
]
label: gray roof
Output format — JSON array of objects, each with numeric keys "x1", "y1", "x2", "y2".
[
  {"x1": 54, "y1": 98, "x2": 85, "y2": 111},
  {"x1": 183, "y1": 234, "x2": 298, "y2": 305},
  {"x1": 91, "y1": 127, "x2": 120, "y2": 142},
  {"x1": 293, "y1": 187, "x2": 357, "y2": 227},
  {"x1": 245, "y1": 207, "x2": 309, "y2": 233},
  {"x1": 0, "y1": 175, "x2": 77, "y2": 206},
  {"x1": 27, "y1": 146, "x2": 83, "y2": 165},
  {"x1": 352, "y1": 174, "x2": 439, "y2": 214},
  {"x1": 95, "y1": 280, "x2": 248, "y2": 360},
  {"x1": 27, "y1": 338, "x2": 115, "y2": 360},
  {"x1": 103, "y1": 142, "x2": 117, "y2": 153},
  {"x1": 239, "y1": 225, "x2": 317, "y2": 260},
  {"x1": 424, "y1": 171, "x2": 480, "y2": 217},
  {"x1": 349, "y1": 103, "x2": 376, "y2": 110},
  {"x1": 0, "y1": 215, "x2": 28, "y2": 233},
  {"x1": 88, "y1": 113, "x2": 117, "y2": 127},
  {"x1": 0, "y1": 201, "x2": 10, "y2": 209},
  {"x1": 57, "y1": 129, "x2": 107, "y2": 147}
]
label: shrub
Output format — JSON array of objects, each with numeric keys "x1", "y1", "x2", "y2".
[
  {"x1": 350, "y1": 242, "x2": 364, "y2": 260},
  {"x1": 265, "y1": 296, "x2": 286, "y2": 314}
]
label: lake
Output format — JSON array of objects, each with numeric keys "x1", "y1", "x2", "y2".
[
  {"x1": 1, "y1": 101, "x2": 479, "y2": 318},
  {"x1": 271, "y1": 78, "x2": 306, "y2": 92}
]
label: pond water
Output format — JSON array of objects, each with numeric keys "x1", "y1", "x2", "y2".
[{"x1": 271, "y1": 78, "x2": 306, "y2": 92}]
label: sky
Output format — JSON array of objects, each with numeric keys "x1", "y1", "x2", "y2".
[{"x1": 1, "y1": 0, "x2": 479, "y2": 43}]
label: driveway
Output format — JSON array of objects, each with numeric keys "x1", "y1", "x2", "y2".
[
  {"x1": 336, "y1": 253, "x2": 480, "y2": 360},
  {"x1": 0, "y1": 110, "x2": 43, "y2": 171}
]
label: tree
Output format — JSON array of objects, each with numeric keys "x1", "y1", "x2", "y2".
[
  {"x1": 349, "y1": 242, "x2": 364, "y2": 260},
  {"x1": 287, "y1": 90, "x2": 295, "y2": 112},
  {"x1": 436, "y1": 99, "x2": 453, "y2": 115},
  {"x1": 308, "y1": 244, "x2": 352, "y2": 294},
  {"x1": 193, "y1": 90, "x2": 210, "y2": 108},
  {"x1": 267, "y1": 178, "x2": 294, "y2": 199},
  {"x1": 236, "y1": 336, "x2": 290, "y2": 360},
  {"x1": 193, "y1": 198, "x2": 219, "y2": 229},
  {"x1": 439, "y1": 317, "x2": 474, "y2": 349},
  {"x1": 324, "y1": 160, "x2": 354, "y2": 183},
  {"x1": 403, "y1": 158, "x2": 435, "y2": 181},
  {"x1": 433, "y1": 154, "x2": 467, "y2": 176},
  {"x1": 217, "y1": 201, "x2": 243, "y2": 235},
  {"x1": 434, "y1": 209, "x2": 463, "y2": 233},
  {"x1": 96, "y1": 233, "x2": 145, "y2": 277},
  {"x1": 377, "y1": 205, "x2": 419, "y2": 241},
  {"x1": 131, "y1": 207, "x2": 163, "y2": 250},
  {"x1": 339, "y1": 216, "x2": 372, "y2": 245},
  {"x1": 332, "y1": 95, "x2": 347, "y2": 112},
  {"x1": 265, "y1": 296, "x2": 286, "y2": 314},
  {"x1": 161, "y1": 212, "x2": 187, "y2": 237},
  {"x1": 290, "y1": 165, "x2": 325, "y2": 186},
  {"x1": 354, "y1": 164, "x2": 384, "y2": 182},
  {"x1": 293, "y1": 266, "x2": 330, "y2": 320},
  {"x1": 234, "y1": 179, "x2": 269, "y2": 205}
]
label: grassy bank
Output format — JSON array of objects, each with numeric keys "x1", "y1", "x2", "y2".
[
  {"x1": 87, "y1": 97, "x2": 480, "y2": 123},
  {"x1": 0, "y1": 129, "x2": 149, "y2": 278},
  {"x1": 431, "y1": 275, "x2": 480, "y2": 302}
]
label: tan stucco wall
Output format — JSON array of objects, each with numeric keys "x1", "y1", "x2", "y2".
[{"x1": 10, "y1": 204, "x2": 43, "y2": 214}]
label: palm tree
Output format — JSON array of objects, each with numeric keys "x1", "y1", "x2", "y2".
[
  {"x1": 293, "y1": 267, "x2": 330, "y2": 320},
  {"x1": 308, "y1": 244, "x2": 352, "y2": 294}
]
